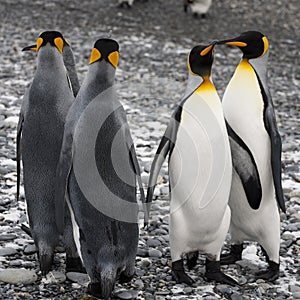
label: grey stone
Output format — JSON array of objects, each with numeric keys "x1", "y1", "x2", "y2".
[
  {"x1": 66, "y1": 272, "x2": 89, "y2": 286},
  {"x1": 0, "y1": 268, "x2": 38, "y2": 285},
  {"x1": 0, "y1": 234, "x2": 17, "y2": 241},
  {"x1": 0, "y1": 247, "x2": 18, "y2": 256},
  {"x1": 148, "y1": 249, "x2": 162, "y2": 258},
  {"x1": 23, "y1": 244, "x2": 37, "y2": 255}
]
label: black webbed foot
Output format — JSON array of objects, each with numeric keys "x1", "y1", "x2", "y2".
[
  {"x1": 172, "y1": 259, "x2": 194, "y2": 285},
  {"x1": 255, "y1": 260, "x2": 279, "y2": 282},
  {"x1": 220, "y1": 244, "x2": 243, "y2": 265},
  {"x1": 205, "y1": 259, "x2": 238, "y2": 286}
]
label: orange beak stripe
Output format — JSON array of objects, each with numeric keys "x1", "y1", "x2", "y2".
[{"x1": 200, "y1": 44, "x2": 213, "y2": 56}]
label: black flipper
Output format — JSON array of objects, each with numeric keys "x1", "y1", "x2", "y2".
[
  {"x1": 257, "y1": 76, "x2": 285, "y2": 212},
  {"x1": 226, "y1": 121, "x2": 262, "y2": 209},
  {"x1": 128, "y1": 143, "x2": 147, "y2": 226},
  {"x1": 146, "y1": 125, "x2": 172, "y2": 205},
  {"x1": 16, "y1": 112, "x2": 24, "y2": 201}
]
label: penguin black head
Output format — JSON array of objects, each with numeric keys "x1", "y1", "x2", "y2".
[
  {"x1": 188, "y1": 42, "x2": 216, "y2": 77},
  {"x1": 217, "y1": 31, "x2": 268, "y2": 59},
  {"x1": 89, "y1": 38, "x2": 119, "y2": 68},
  {"x1": 22, "y1": 31, "x2": 68, "y2": 54}
]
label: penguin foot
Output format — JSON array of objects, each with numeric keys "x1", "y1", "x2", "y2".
[
  {"x1": 186, "y1": 251, "x2": 199, "y2": 270},
  {"x1": 80, "y1": 294, "x2": 98, "y2": 300},
  {"x1": 205, "y1": 259, "x2": 238, "y2": 286},
  {"x1": 172, "y1": 259, "x2": 194, "y2": 285},
  {"x1": 119, "y1": 272, "x2": 134, "y2": 284},
  {"x1": 86, "y1": 282, "x2": 102, "y2": 299},
  {"x1": 39, "y1": 254, "x2": 53, "y2": 276},
  {"x1": 220, "y1": 244, "x2": 243, "y2": 265},
  {"x1": 255, "y1": 261, "x2": 279, "y2": 282},
  {"x1": 66, "y1": 256, "x2": 86, "y2": 273}
]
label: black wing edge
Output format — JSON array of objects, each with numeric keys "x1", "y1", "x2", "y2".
[
  {"x1": 128, "y1": 144, "x2": 148, "y2": 227},
  {"x1": 16, "y1": 112, "x2": 24, "y2": 201},
  {"x1": 258, "y1": 76, "x2": 285, "y2": 212},
  {"x1": 226, "y1": 121, "x2": 263, "y2": 210}
]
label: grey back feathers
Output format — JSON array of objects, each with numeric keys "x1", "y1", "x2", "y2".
[{"x1": 17, "y1": 31, "x2": 75, "y2": 275}]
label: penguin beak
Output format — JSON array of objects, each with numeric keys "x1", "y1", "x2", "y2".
[
  {"x1": 200, "y1": 41, "x2": 216, "y2": 56},
  {"x1": 217, "y1": 38, "x2": 247, "y2": 47},
  {"x1": 22, "y1": 45, "x2": 37, "y2": 52}
]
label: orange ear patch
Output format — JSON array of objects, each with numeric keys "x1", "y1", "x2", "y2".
[
  {"x1": 36, "y1": 37, "x2": 43, "y2": 52},
  {"x1": 89, "y1": 48, "x2": 102, "y2": 64},
  {"x1": 54, "y1": 37, "x2": 64, "y2": 54},
  {"x1": 108, "y1": 51, "x2": 119, "y2": 68}
]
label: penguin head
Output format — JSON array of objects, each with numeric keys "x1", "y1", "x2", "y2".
[
  {"x1": 187, "y1": 42, "x2": 216, "y2": 77},
  {"x1": 89, "y1": 38, "x2": 119, "y2": 68},
  {"x1": 217, "y1": 31, "x2": 269, "y2": 59},
  {"x1": 22, "y1": 31, "x2": 68, "y2": 54}
]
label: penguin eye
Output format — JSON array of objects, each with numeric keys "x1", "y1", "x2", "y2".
[{"x1": 36, "y1": 37, "x2": 43, "y2": 52}]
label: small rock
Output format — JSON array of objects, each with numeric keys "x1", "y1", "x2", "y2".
[
  {"x1": 146, "y1": 238, "x2": 161, "y2": 247},
  {"x1": 0, "y1": 268, "x2": 38, "y2": 284},
  {"x1": 0, "y1": 234, "x2": 17, "y2": 241},
  {"x1": 0, "y1": 247, "x2": 18, "y2": 256},
  {"x1": 116, "y1": 290, "x2": 138, "y2": 299},
  {"x1": 66, "y1": 272, "x2": 89, "y2": 286},
  {"x1": 23, "y1": 244, "x2": 37, "y2": 255},
  {"x1": 148, "y1": 249, "x2": 162, "y2": 258},
  {"x1": 43, "y1": 271, "x2": 66, "y2": 284}
]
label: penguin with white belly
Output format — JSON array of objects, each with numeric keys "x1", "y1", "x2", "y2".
[
  {"x1": 55, "y1": 38, "x2": 145, "y2": 299},
  {"x1": 147, "y1": 42, "x2": 237, "y2": 285},
  {"x1": 217, "y1": 31, "x2": 285, "y2": 281}
]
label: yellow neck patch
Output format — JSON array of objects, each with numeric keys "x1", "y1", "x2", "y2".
[
  {"x1": 89, "y1": 48, "x2": 102, "y2": 64},
  {"x1": 195, "y1": 76, "x2": 215, "y2": 93},
  {"x1": 108, "y1": 51, "x2": 119, "y2": 68},
  {"x1": 54, "y1": 37, "x2": 64, "y2": 54}
]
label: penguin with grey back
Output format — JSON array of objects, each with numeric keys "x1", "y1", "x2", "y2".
[
  {"x1": 55, "y1": 38, "x2": 145, "y2": 299},
  {"x1": 17, "y1": 31, "x2": 83, "y2": 275},
  {"x1": 147, "y1": 42, "x2": 237, "y2": 286},
  {"x1": 217, "y1": 31, "x2": 285, "y2": 281}
]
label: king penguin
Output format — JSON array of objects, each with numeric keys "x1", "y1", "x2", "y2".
[
  {"x1": 17, "y1": 31, "x2": 83, "y2": 275},
  {"x1": 147, "y1": 42, "x2": 237, "y2": 286},
  {"x1": 55, "y1": 38, "x2": 145, "y2": 300},
  {"x1": 217, "y1": 31, "x2": 285, "y2": 281}
]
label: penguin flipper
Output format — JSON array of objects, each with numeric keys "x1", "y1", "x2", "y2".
[
  {"x1": 55, "y1": 128, "x2": 74, "y2": 234},
  {"x1": 226, "y1": 122, "x2": 262, "y2": 209},
  {"x1": 128, "y1": 142, "x2": 148, "y2": 225},
  {"x1": 16, "y1": 111, "x2": 24, "y2": 201},
  {"x1": 262, "y1": 95, "x2": 285, "y2": 212},
  {"x1": 146, "y1": 122, "x2": 173, "y2": 205},
  {"x1": 63, "y1": 44, "x2": 80, "y2": 97}
]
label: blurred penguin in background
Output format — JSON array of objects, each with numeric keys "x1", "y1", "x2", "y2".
[{"x1": 184, "y1": 0, "x2": 212, "y2": 18}]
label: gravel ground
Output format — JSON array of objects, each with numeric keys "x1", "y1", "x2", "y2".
[{"x1": 0, "y1": 0, "x2": 299, "y2": 299}]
